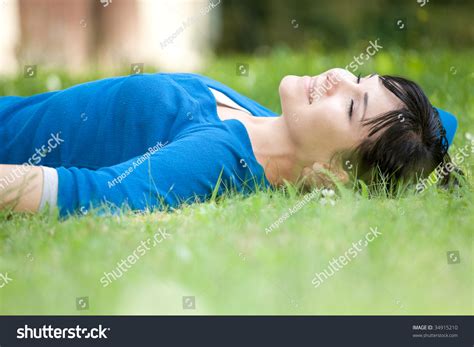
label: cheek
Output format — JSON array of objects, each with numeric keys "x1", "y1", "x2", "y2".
[{"x1": 303, "y1": 106, "x2": 357, "y2": 150}]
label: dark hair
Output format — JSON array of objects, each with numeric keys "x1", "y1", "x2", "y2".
[{"x1": 350, "y1": 75, "x2": 460, "y2": 189}]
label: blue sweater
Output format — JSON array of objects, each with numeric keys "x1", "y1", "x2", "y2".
[{"x1": 0, "y1": 73, "x2": 278, "y2": 216}]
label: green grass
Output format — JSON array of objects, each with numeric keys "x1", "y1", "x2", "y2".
[{"x1": 1, "y1": 47, "x2": 473, "y2": 315}]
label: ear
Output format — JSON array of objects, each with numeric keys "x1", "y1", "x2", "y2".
[{"x1": 300, "y1": 162, "x2": 349, "y2": 189}]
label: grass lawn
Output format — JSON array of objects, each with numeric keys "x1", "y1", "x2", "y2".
[{"x1": 0, "y1": 47, "x2": 473, "y2": 315}]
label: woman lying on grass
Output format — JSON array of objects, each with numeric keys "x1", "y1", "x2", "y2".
[{"x1": 0, "y1": 68, "x2": 458, "y2": 217}]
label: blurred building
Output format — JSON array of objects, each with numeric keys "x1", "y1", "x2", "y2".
[{"x1": 0, "y1": 0, "x2": 222, "y2": 75}]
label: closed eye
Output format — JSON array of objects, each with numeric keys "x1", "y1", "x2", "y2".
[
  {"x1": 348, "y1": 73, "x2": 361, "y2": 119},
  {"x1": 347, "y1": 100, "x2": 354, "y2": 119}
]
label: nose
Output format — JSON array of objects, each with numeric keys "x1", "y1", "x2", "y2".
[{"x1": 324, "y1": 68, "x2": 357, "y2": 96}]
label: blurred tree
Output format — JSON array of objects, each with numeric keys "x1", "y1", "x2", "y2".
[{"x1": 216, "y1": 0, "x2": 474, "y2": 53}]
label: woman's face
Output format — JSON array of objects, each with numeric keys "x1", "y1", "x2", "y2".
[{"x1": 279, "y1": 68, "x2": 401, "y2": 164}]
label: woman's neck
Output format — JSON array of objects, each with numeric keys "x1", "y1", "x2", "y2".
[{"x1": 216, "y1": 105, "x2": 305, "y2": 186}]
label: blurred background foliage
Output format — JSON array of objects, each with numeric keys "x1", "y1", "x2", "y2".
[
  {"x1": 216, "y1": 0, "x2": 474, "y2": 53},
  {"x1": 1, "y1": 0, "x2": 472, "y2": 75}
]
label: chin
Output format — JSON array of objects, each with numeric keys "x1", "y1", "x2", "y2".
[{"x1": 278, "y1": 75, "x2": 300, "y2": 101}]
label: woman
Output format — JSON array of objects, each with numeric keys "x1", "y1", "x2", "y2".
[{"x1": 0, "y1": 68, "x2": 457, "y2": 217}]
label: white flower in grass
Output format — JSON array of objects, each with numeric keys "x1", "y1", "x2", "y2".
[
  {"x1": 176, "y1": 245, "x2": 192, "y2": 263},
  {"x1": 320, "y1": 188, "x2": 336, "y2": 206},
  {"x1": 465, "y1": 133, "x2": 474, "y2": 153}
]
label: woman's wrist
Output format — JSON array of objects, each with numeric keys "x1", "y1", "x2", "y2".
[{"x1": 0, "y1": 164, "x2": 44, "y2": 212}]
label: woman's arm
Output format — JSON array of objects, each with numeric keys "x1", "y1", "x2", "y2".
[{"x1": 0, "y1": 164, "x2": 43, "y2": 212}]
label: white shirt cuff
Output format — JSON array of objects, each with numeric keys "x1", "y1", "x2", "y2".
[{"x1": 39, "y1": 166, "x2": 58, "y2": 210}]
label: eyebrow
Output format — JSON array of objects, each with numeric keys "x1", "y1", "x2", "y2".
[
  {"x1": 360, "y1": 74, "x2": 377, "y2": 121},
  {"x1": 361, "y1": 92, "x2": 368, "y2": 121}
]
